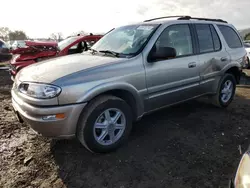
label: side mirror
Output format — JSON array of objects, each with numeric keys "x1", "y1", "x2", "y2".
[{"x1": 148, "y1": 46, "x2": 176, "y2": 62}]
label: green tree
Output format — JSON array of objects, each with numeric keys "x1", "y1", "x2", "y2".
[
  {"x1": 244, "y1": 33, "x2": 250, "y2": 41},
  {"x1": 8, "y1": 30, "x2": 28, "y2": 41}
]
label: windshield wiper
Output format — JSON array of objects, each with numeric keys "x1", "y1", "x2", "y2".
[
  {"x1": 99, "y1": 50, "x2": 120, "y2": 57},
  {"x1": 88, "y1": 48, "x2": 98, "y2": 53}
]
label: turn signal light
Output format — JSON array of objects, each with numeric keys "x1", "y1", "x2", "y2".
[
  {"x1": 55, "y1": 113, "x2": 65, "y2": 119},
  {"x1": 42, "y1": 113, "x2": 65, "y2": 120}
]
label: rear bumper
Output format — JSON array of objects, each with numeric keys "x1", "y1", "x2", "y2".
[{"x1": 11, "y1": 89, "x2": 87, "y2": 138}]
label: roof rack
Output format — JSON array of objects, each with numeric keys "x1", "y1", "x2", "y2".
[
  {"x1": 178, "y1": 16, "x2": 228, "y2": 23},
  {"x1": 143, "y1": 15, "x2": 227, "y2": 23},
  {"x1": 143, "y1": 16, "x2": 190, "y2": 22}
]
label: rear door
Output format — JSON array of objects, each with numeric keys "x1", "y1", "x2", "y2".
[
  {"x1": 194, "y1": 23, "x2": 230, "y2": 94},
  {"x1": 144, "y1": 24, "x2": 201, "y2": 111}
]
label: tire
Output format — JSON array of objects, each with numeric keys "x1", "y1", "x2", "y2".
[
  {"x1": 76, "y1": 95, "x2": 133, "y2": 153},
  {"x1": 212, "y1": 73, "x2": 236, "y2": 108}
]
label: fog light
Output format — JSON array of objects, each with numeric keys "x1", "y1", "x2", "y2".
[{"x1": 42, "y1": 113, "x2": 65, "y2": 120}]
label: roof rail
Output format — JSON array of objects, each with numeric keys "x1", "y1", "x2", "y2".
[
  {"x1": 143, "y1": 15, "x2": 227, "y2": 23},
  {"x1": 143, "y1": 16, "x2": 190, "y2": 22},
  {"x1": 177, "y1": 16, "x2": 228, "y2": 23}
]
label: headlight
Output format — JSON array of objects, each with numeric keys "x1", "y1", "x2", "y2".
[
  {"x1": 18, "y1": 82, "x2": 61, "y2": 99},
  {"x1": 234, "y1": 151, "x2": 250, "y2": 187}
]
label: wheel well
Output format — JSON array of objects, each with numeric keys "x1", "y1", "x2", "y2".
[
  {"x1": 225, "y1": 67, "x2": 241, "y2": 84},
  {"x1": 99, "y1": 90, "x2": 138, "y2": 121}
]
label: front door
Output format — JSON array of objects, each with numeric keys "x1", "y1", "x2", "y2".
[{"x1": 144, "y1": 24, "x2": 201, "y2": 111}]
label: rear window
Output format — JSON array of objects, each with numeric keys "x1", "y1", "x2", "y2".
[{"x1": 218, "y1": 25, "x2": 242, "y2": 48}]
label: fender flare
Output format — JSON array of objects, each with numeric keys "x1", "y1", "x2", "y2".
[{"x1": 76, "y1": 82, "x2": 145, "y2": 118}]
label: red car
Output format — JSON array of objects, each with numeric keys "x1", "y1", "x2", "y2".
[{"x1": 9, "y1": 34, "x2": 102, "y2": 77}]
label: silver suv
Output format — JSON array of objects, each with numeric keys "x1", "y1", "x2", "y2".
[{"x1": 11, "y1": 16, "x2": 247, "y2": 153}]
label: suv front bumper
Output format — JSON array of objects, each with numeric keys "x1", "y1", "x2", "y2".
[{"x1": 11, "y1": 90, "x2": 87, "y2": 138}]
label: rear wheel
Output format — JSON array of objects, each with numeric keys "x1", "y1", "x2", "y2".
[
  {"x1": 212, "y1": 73, "x2": 236, "y2": 108},
  {"x1": 76, "y1": 95, "x2": 132, "y2": 153}
]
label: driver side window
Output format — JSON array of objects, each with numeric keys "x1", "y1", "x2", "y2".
[
  {"x1": 69, "y1": 43, "x2": 77, "y2": 50},
  {"x1": 68, "y1": 41, "x2": 88, "y2": 55},
  {"x1": 155, "y1": 24, "x2": 193, "y2": 57}
]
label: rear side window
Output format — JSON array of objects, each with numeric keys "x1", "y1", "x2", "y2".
[
  {"x1": 218, "y1": 25, "x2": 242, "y2": 48},
  {"x1": 195, "y1": 24, "x2": 214, "y2": 53},
  {"x1": 210, "y1": 25, "x2": 221, "y2": 51}
]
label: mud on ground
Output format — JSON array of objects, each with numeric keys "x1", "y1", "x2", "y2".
[{"x1": 0, "y1": 70, "x2": 250, "y2": 188}]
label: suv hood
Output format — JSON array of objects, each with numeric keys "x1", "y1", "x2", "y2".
[{"x1": 17, "y1": 53, "x2": 126, "y2": 83}]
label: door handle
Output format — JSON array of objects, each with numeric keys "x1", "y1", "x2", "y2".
[
  {"x1": 188, "y1": 62, "x2": 196, "y2": 68},
  {"x1": 221, "y1": 57, "x2": 228, "y2": 62}
]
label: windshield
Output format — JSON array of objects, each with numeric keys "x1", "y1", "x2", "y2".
[
  {"x1": 58, "y1": 37, "x2": 79, "y2": 50},
  {"x1": 91, "y1": 24, "x2": 159, "y2": 56},
  {"x1": 13, "y1": 41, "x2": 26, "y2": 48}
]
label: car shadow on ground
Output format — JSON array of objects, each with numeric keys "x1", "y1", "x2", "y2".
[
  {"x1": 51, "y1": 90, "x2": 250, "y2": 188},
  {"x1": 51, "y1": 72, "x2": 250, "y2": 188}
]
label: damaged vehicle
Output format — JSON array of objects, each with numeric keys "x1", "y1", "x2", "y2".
[
  {"x1": 11, "y1": 16, "x2": 246, "y2": 153},
  {"x1": 243, "y1": 42, "x2": 250, "y2": 69},
  {"x1": 9, "y1": 34, "x2": 102, "y2": 77}
]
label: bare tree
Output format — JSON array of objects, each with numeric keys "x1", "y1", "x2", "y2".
[
  {"x1": 50, "y1": 32, "x2": 63, "y2": 42},
  {"x1": 0, "y1": 27, "x2": 11, "y2": 41},
  {"x1": 70, "y1": 30, "x2": 88, "y2": 37}
]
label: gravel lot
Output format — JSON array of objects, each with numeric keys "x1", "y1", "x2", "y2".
[{"x1": 0, "y1": 69, "x2": 250, "y2": 188}]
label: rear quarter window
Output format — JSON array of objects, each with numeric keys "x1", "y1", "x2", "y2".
[{"x1": 218, "y1": 25, "x2": 242, "y2": 48}]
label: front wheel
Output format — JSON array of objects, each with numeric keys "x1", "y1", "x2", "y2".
[
  {"x1": 212, "y1": 73, "x2": 236, "y2": 108},
  {"x1": 76, "y1": 95, "x2": 133, "y2": 153}
]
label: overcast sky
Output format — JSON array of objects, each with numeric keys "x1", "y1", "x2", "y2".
[{"x1": 2, "y1": 0, "x2": 250, "y2": 38}]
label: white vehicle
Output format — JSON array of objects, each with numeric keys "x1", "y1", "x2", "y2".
[{"x1": 244, "y1": 42, "x2": 250, "y2": 69}]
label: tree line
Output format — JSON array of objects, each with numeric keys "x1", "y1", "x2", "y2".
[
  {"x1": 0, "y1": 27, "x2": 63, "y2": 42},
  {"x1": 245, "y1": 33, "x2": 250, "y2": 41},
  {"x1": 0, "y1": 27, "x2": 28, "y2": 41},
  {"x1": 0, "y1": 27, "x2": 102, "y2": 43}
]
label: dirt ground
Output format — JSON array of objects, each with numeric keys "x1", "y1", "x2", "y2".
[{"x1": 1, "y1": 69, "x2": 250, "y2": 188}]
